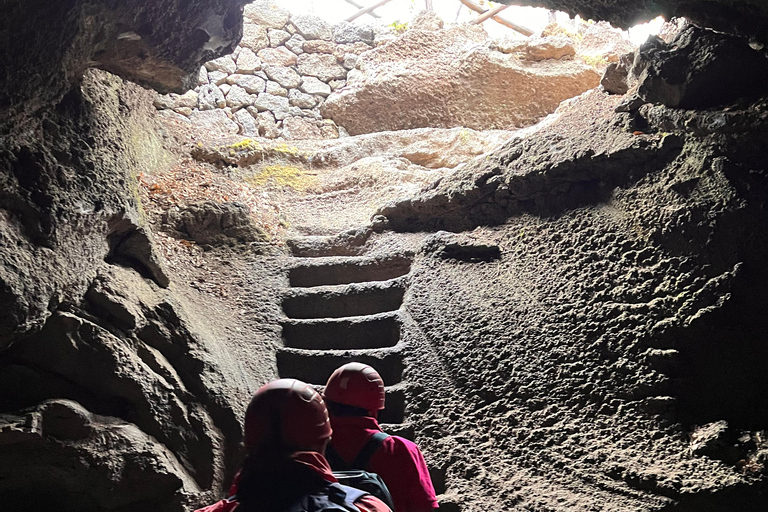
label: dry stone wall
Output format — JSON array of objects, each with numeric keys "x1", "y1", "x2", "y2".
[{"x1": 154, "y1": 0, "x2": 375, "y2": 140}]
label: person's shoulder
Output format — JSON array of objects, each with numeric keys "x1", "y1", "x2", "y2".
[
  {"x1": 385, "y1": 434, "x2": 422, "y2": 451},
  {"x1": 381, "y1": 434, "x2": 428, "y2": 460}
]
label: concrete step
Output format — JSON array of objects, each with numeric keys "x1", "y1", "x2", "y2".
[
  {"x1": 282, "y1": 278, "x2": 406, "y2": 319},
  {"x1": 281, "y1": 312, "x2": 401, "y2": 350},
  {"x1": 276, "y1": 347, "x2": 403, "y2": 385},
  {"x1": 288, "y1": 255, "x2": 412, "y2": 288}
]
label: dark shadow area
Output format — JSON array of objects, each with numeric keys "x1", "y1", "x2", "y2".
[
  {"x1": 378, "y1": 387, "x2": 406, "y2": 424},
  {"x1": 289, "y1": 256, "x2": 412, "y2": 287},
  {"x1": 282, "y1": 313, "x2": 401, "y2": 350},
  {"x1": 282, "y1": 284, "x2": 406, "y2": 319},
  {"x1": 673, "y1": 262, "x2": 768, "y2": 430},
  {"x1": 276, "y1": 349, "x2": 403, "y2": 385}
]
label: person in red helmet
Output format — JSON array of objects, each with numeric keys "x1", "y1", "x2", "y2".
[
  {"x1": 195, "y1": 378, "x2": 391, "y2": 512},
  {"x1": 323, "y1": 363, "x2": 438, "y2": 512}
]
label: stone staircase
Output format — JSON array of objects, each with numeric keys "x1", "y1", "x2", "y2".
[{"x1": 277, "y1": 252, "x2": 413, "y2": 428}]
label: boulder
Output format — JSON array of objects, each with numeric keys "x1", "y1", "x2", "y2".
[
  {"x1": 205, "y1": 54, "x2": 236, "y2": 74},
  {"x1": 257, "y1": 46, "x2": 298, "y2": 67},
  {"x1": 333, "y1": 21, "x2": 375, "y2": 45},
  {"x1": 153, "y1": 92, "x2": 183, "y2": 110},
  {"x1": 189, "y1": 109, "x2": 239, "y2": 133},
  {"x1": 207, "y1": 70, "x2": 228, "y2": 85},
  {"x1": 243, "y1": 0, "x2": 290, "y2": 29},
  {"x1": 290, "y1": 14, "x2": 333, "y2": 41},
  {"x1": 288, "y1": 89, "x2": 318, "y2": 109},
  {"x1": 524, "y1": 36, "x2": 576, "y2": 60},
  {"x1": 300, "y1": 76, "x2": 332, "y2": 97},
  {"x1": 163, "y1": 201, "x2": 266, "y2": 246},
  {"x1": 266, "y1": 80, "x2": 288, "y2": 97},
  {"x1": 236, "y1": 48, "x2": 262, "y2": 74},
  {"x1": 254, "y1": 110, "x2": 280, "y2": 138},
  {"x1": 343, "y1": 53, "x2": 358, "y2": 70},
  {"x1": 264, "y1": 65, "x2": 302, "y2": 89},
  {"x1": 319, "y1": 120, "x2": 340, "y2": 139},
  {"x1": 197, "y1": 66, "x2": 209, "y2": 85},
  {"x1": 281, "y1": 116, "x2": 322, "y2": 140},
  {"x1": 268, "y1": 28, "x2": 291, "y2": 47},
  {"x1": 303, "y1": 40, "x2": 337, "y2": 55},
  {"x1": 234, "y1": 109, "x2": 258, "y2": 136},
  {"x1": 226, "y1": 74, "x2": 266, "y2": 94},
  {"x1": 601, "y1": 61, "x2": 630, "y2": 94},
  {"x1": 321, "y1": 25, "x2": 601, "y2": 134},
  {"x1": 285, "y1": 34, "x2": 306, "y2": 54},
  {"x1": 225, "y1": 84, "x2": 256, "y2": 108},
  {"x1": 296, "y1": 53, "x2": 347, "y2": 82},
  {"x1": 240, "y1": 24, "x2": 270, "y2": 53},
  {"x1": 253, "y1": 92, "x2": 291, "y2": 119}
]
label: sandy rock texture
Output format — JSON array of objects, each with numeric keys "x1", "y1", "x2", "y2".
[{"x1": 321, "y1": 25, "x2": 601, "y2": 134}]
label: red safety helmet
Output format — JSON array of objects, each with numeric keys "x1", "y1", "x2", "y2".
[
  {"x1": 244, "y1": 379, "x2": 332, "y2": 451},
  {"x1": 324, "y1": 362, "x2": 386, "y2": 411}
]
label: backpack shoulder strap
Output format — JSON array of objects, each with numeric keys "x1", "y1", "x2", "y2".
[
  {"x1": 327, "y1": 483, "x2": 368, "y2": 512},
  {"x1": 352, "y1": 431, "x2": 390, "y2": 470},
  {"x1": 325, "y1": 443, "x2": 350, "y2": 471}
]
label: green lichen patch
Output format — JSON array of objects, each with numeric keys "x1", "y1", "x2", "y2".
[{"x1": 245, "y1": 165, "x2": 319, "y2": 192}]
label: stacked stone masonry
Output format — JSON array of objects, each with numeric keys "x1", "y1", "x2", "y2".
[{"x1": 153, "y1": 0, "x2": 375, "y2": 140}]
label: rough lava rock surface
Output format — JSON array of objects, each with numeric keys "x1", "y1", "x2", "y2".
[{"x1": 3, "y1": 1, "x2": 768, "y2": 511}]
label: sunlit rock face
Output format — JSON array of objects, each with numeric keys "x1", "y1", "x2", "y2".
[{"x1": 321, "y1": 24, "x2": 601, "y2": 135}]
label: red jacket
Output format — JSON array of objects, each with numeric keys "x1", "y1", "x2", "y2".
[
  {"x1": 195, "y1": 451, "x2": 390, "y2": 512},
  {"x1": 328, "y1": 416, "x2": 438, "y2": 512}
]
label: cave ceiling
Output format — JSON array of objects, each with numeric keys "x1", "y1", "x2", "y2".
[
  {"x1": 1, "y1": 0, "x2": 765, "y2": 124},
  {"x1": 501, "y1": 0, "x2": 768, "y2": 42}
]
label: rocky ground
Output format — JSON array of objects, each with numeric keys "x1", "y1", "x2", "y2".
[{"x1": 133, "y1": 66, "x2": 768, "y2": 511}]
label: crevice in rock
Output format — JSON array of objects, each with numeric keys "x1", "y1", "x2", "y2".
[{"x1": 106, "y1": 214, "x2": 170, "y2": 288}]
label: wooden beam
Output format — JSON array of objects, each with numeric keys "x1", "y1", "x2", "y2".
[
  {"x1": 346, "y1": 0, "x2": 395, "y2": 22},
  {"x1": 470, "y1": 4, "x2": 510, "y2": 25},
  {"x1": 458, "y1": 0, "x2": 534, "y2": 36},
  {"x1": 343, "y1": 0, "x2": 381, "y2": 19}
]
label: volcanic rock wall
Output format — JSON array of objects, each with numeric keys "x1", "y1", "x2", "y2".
[
  {"x1": 378, "y1": 23, "x2": 768, "y2": 510},
  {"x1": 0, "y1": 0, "x2": 256, "y2": 510},
  {"x1": 2, "y1": 0, "x2": 768, "y2": 511},
  {"x1": 153, "y1": 0, "x2": 376, "y2": 140}
]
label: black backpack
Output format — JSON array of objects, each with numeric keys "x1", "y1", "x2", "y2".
[
  {"x1": 283, "y1": 482, "x2": 369, "y2": 512},
  {"x1": 326, "y1": 432, "x2": 395, "y2": 511},
  {"x1": 232, "y1": 482, "x2": 369, "y2": 512}
]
